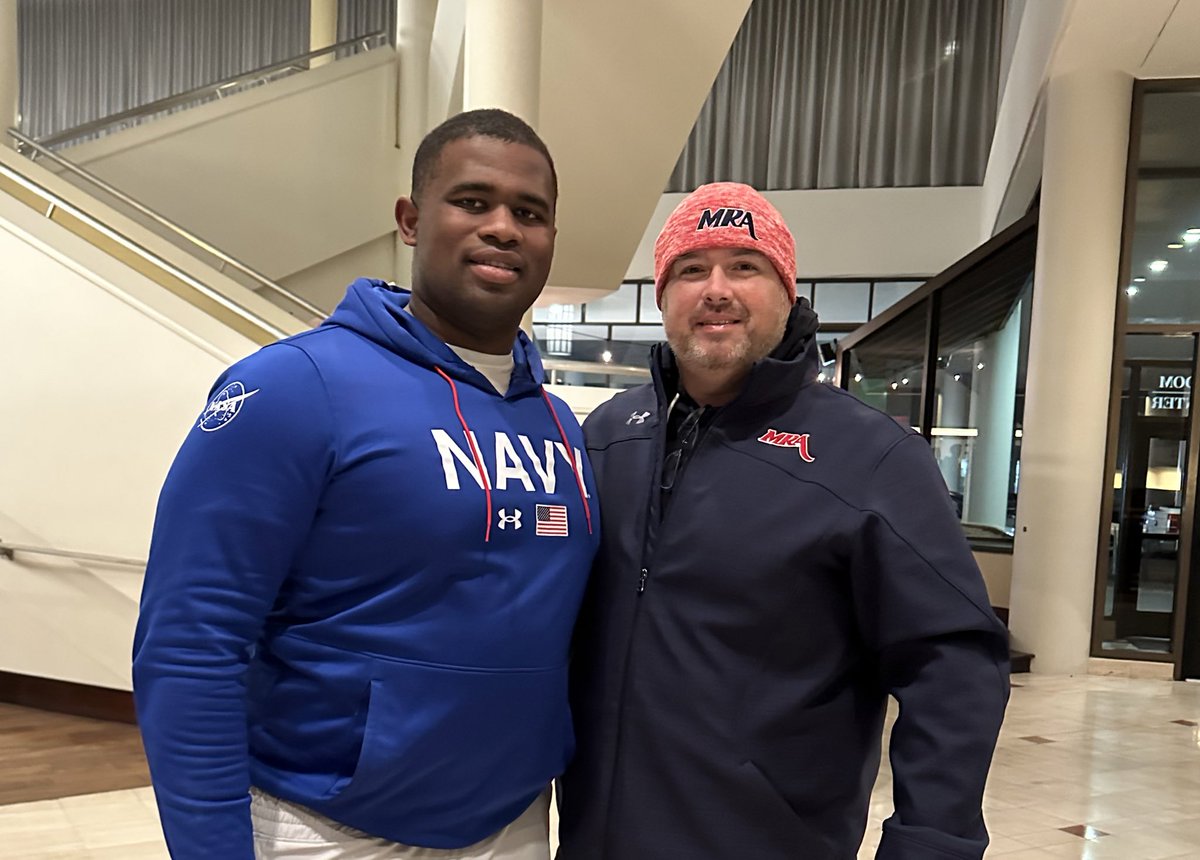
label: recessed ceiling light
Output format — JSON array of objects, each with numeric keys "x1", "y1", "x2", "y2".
[
  {"x1": 890, "y1": 382, "x2": 899, "y2": 390},
  {"x1": 600, "y1": 350, "x2": 612, "y2": 363},
  {"x1": 1126, "y1": 285, "x2": 1139, "y2": 297},
  {"x1": 1187, "y1": 227, "x2": 1200, "y2": 235},
  {"x1": 953, "y1": 373, "x2": 961, "y2": 382},
  {"x1": 1167, "y1": 243, "x2": 1184, "y2": 250},
  {"x1": 976, "y1": 362, "x2": 985, "y2": 371},
  {"x1": 853, "y1": 373, "x2": 863, "y2": 382},
  {"x1": 1149, "y1": 260, "x2": 1169, "y2": 272},
  {"x1": 1185, "y1": 233, "x2": 1200, "y2": 245},
  {"x1": 1133, "y1": 277, "x2": 1146, "y2": 282},
  {"x1": 901, "y1": 377, "x2": 910, "y2": 385}
]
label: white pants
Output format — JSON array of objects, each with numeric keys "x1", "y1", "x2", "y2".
[{"x1": 250, "y1": 787, "x2": 551, "y2": 860}]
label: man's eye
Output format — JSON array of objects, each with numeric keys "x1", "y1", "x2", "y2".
[
  {"x1": 515, "y1": 208, "x2": 544, "y2": 223},
  {"x1": 733, "y1": 261, "x2": 760, "y2": 271},
  {"x1": 454, "y1": 198, "x2": 486, "y2": 210},
  {"x1": 679, "y1": 265, "x2": 705, "y2": 276}
]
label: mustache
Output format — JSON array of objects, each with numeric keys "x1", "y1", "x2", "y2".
[{"x1": 688, "y1": 302, "x2": 748, "y2": 325}]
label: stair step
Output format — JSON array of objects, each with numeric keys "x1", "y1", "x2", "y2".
[{"x1": 1010, "y1": 649, "x2": 1033, "y2": 674}]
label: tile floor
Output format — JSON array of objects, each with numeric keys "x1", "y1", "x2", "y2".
[{"x1": 3, "y1": 673, "x2": 1200, "y2": 859}]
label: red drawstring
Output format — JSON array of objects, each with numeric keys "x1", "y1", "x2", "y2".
[
  {"x1": 435, "y1": 367, "x2": 493, "y2": 543},
  {"x1": 434, "y1": 367, "x2": 593, "y2": 542},
  {"x1": 541, "y1": 388, "x2": 594, "y2": 536}
]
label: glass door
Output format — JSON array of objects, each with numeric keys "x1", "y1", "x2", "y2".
[{"x1": 1098, "y1": 334, "x2": 1197, "y2": 658}]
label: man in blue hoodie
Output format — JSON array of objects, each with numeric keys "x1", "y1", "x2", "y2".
[
  {"x1": 134, "y1": 109, "x2": 599, "y2": 860},
  {"x1": 557, "y1": 182, "x2": 1009, "y2": 859}
]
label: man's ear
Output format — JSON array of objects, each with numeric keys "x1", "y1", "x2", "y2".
[{"x1": 395, "y1": 197, "x2": 419, "y2": 248}]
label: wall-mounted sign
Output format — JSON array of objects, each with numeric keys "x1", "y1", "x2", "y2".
[{"x1": 1147, "y1": 374, "x2": 1191, "y2": 414}]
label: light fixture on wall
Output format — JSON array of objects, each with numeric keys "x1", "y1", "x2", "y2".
[
  {"x1": 1149, "y1": 259, "x2": 1169, "y2": 273},
  {"x1": 1167, "y1": 242, "x2": 1184, "y2": 250},
  {"x1": 1133, "y1": 276, "x2": 1146, "y2": 282}
]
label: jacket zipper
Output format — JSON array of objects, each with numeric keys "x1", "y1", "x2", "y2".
[{"x1": 602, "y1": 406, "x2": 718, "y2": 856}]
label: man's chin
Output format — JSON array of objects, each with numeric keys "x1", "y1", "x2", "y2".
[{"x1": 673, "y1": 338, "x2": 752, "y2": 372}]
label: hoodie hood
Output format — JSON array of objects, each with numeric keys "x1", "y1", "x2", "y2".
[{"x1": 324, "y1": 278, "x2": 546, "y2": 398}]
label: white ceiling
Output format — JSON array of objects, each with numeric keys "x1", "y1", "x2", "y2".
[{"x1": 1053, "y1": 0, "x2": 1200, "y2": 78}]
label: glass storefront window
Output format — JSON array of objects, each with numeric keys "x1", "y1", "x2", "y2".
[
  {"x1": 872, "y1": 280, "x2": 923, "y2": 316},
  {"x1": 1101, "y1": 334, "x2": 1196, "y2": 656},
  {"x1": 1125, "y1": 91, "x2": 1200, "y2": 325},
  {"x1": 844, "y1": 299, "x2": 928, "y2": 432},
  {"x1": 931, "y1": 274, "x2": 1032, "y2": 533},
  {"x1": 637, "y1": 282, "x2": 663, "y2": 324},
  {"x1": 583, "y1": 283, "x2": 640, "y2": 323},
  {"x1": 532, "y1": 303, "x2": 581, "y2": 324},
  {"x1": 814, "y1": 281, "x2": 870, "y2": 323}
]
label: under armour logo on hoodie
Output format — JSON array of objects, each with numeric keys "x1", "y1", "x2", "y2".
[{"x1": 696, "y1": 207, "x2": 758, "y2": 240}]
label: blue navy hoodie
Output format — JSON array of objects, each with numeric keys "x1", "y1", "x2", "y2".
[
  {"x1": 557, "y1": 302, "x2": 1009, "y2": 859},
  {"x1": 134, "y1": 279, "x2": 599, "y2": 858}
]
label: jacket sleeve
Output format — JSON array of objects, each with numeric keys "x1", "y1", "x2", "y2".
[
  {"x1": 848, "y1": 434, "x2": 1010, "y2": 860},
  {"x1": 132, "y1": 344, "x2": 334, "y2": 860}
]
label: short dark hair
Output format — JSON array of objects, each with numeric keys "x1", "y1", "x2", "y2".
[{"x1": 411, "y1": 108, "x2": 558, "y2": 202}]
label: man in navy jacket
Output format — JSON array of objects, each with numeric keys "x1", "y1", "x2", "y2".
[{"x1": 557, "y1": 182, "x2": 1009, "y2": 859}]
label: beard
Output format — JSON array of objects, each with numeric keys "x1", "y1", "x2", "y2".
[{"x1": 666, "y1": 296, "x2": 790, "y2": 373}]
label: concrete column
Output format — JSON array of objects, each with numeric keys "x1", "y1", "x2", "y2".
[
  {"x1": 0, "y1": 0, "x2": 19, "y2": 142},
  {"x1": 1008, "y1": 70, "x2": 1133, "y2": 674},
  {"x1": 394, "y1": 0, "x2": 438, "y2": 285},
  {"x1": 937, "y1": 370, "x2": 971, "y2": 493},
  {"x1": 463, "y1": 0, "x2": 541, "y2": 125},
  {"x1": 463, "y1": 0, "x2": 543, "y2": 340},
  {"x1": 965, "y1": 302, "x2": 1022, "y2": 529},
  {"x1": 310, "y1": 0, "x2": 338, "y2": 68}
]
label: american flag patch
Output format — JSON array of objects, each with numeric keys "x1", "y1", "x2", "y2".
[{"x1": 535, "y1": 504, "x2": 569, "y2": 537}]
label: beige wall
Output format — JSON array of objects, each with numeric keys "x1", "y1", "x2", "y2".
[
  {"x1": 626, "y1": 186, "x2": 985, "y2": 282},
  {"x1": 974, "y1": 551, "x2": 1014, "y2": 610},
  {"x1": 278, "y1": 233, "x2": 397, "y2": 312},
  {"x1": 0, "y1": 192, "x2": 260, "y2": 689},
  {"x1": 62, "y1": 51, "x2": 402, "y2": 284}
]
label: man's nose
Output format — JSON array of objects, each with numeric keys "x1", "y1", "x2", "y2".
[
  {"x1": 700, "y1": 266, "x2": 734, "y2": 303},
  {"x1": 480, "y1": 207, "x2": 521, "y2": 246}
]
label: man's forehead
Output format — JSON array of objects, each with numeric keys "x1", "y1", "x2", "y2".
[{"x1": 673, "y1": 247, "x2": 770, "y2": 264}]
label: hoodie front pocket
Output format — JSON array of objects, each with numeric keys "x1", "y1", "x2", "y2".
[{"x1": 322, "y1": 657, "x2": 571, "y2": 832}]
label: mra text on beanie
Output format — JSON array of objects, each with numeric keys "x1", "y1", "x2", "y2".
[{"x1": 653, "y1": 181, "x2": 796, "y2": 307}]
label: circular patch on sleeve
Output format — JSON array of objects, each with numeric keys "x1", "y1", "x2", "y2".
[{"x1": 199, "y1": 381, "x2": 260, "y2": 432}]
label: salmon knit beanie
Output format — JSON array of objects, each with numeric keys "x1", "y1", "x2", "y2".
[{"x1": 653, "y1": 181, "x2": 796, "y2": 308}]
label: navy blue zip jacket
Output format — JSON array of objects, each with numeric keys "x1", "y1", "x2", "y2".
[
  {"x1": 557, "y1": 302, "x2": 1009, "y2": 859},
  {"x1": 134, "y1": 279, "x2": 599, "y2": 858}
]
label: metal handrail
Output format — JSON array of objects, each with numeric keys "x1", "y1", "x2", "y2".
[
  {"x1": 7, "y1": 128, "x2": 324, "y2": 321},
  {"x1": 0, "y1": 541, "x2": 145, "y2": 569},
  {"x1": 541, "y1": 357, "x2": 651, "y2": 378},
  {"x1": 0, "y1": 158, "x2": 290, "y2": 341},
  {"x1": 35, "y1": 31, "x2": 391, "y2": 150}
]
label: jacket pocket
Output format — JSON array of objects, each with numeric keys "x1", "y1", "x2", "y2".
[{"x1": 322, "y1": 657, "x2": 572, "y2": 826}]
